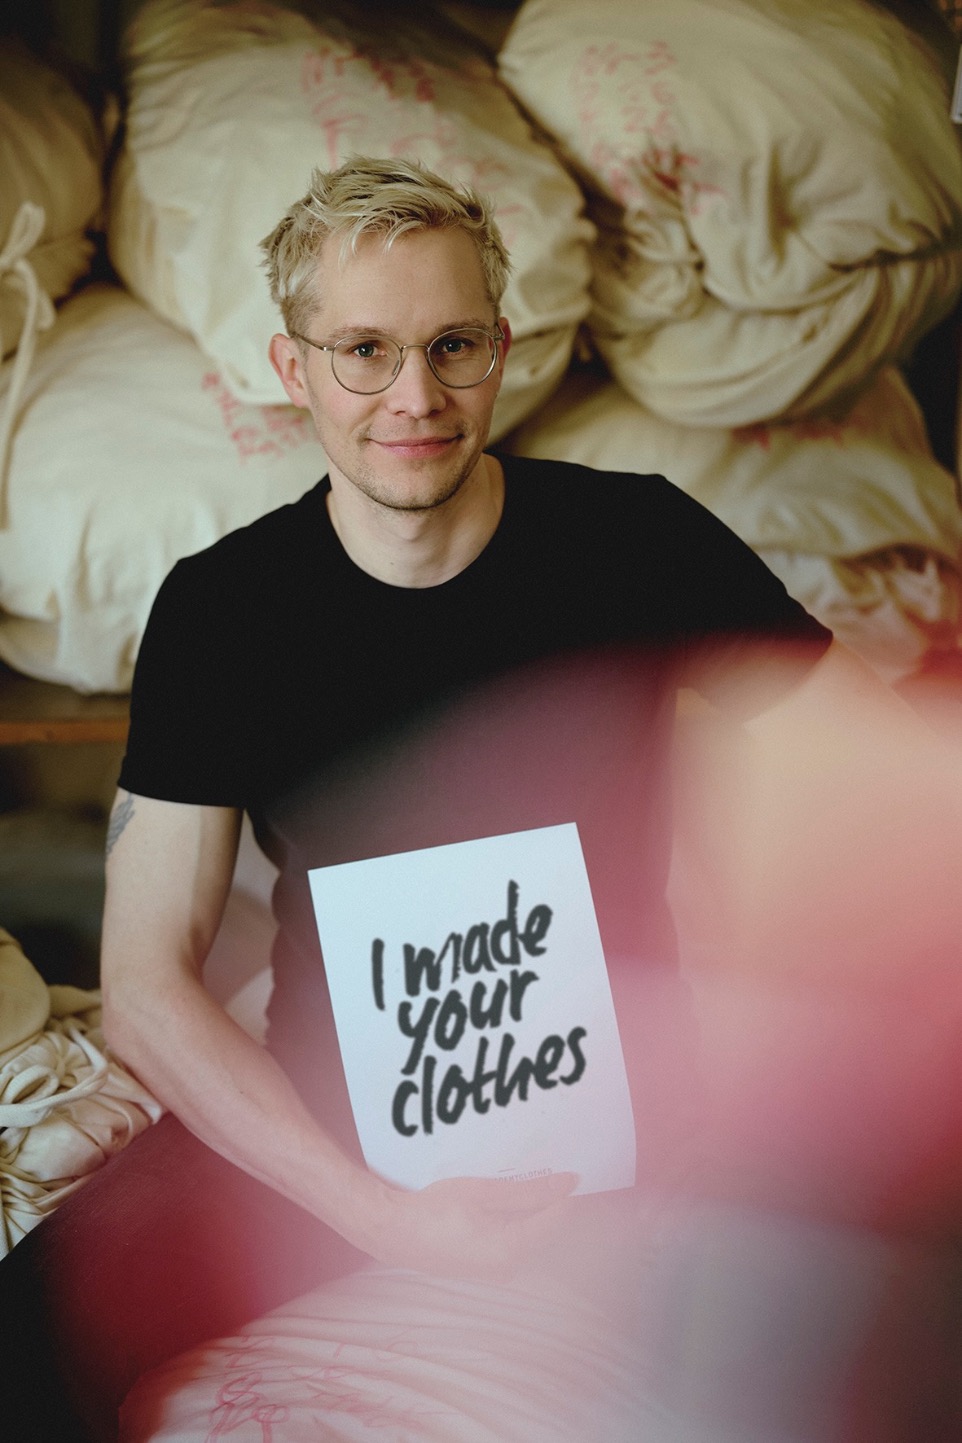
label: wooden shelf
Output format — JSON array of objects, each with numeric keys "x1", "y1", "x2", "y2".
[{"x1": 0, "y1": 662, "x2": 129, "y2": 745}]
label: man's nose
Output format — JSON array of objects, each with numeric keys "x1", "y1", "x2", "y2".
[{"x1": 387, "y1": 345, "x2": 446, "y2": 413}]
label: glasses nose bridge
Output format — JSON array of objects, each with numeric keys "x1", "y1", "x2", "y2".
[
  {"x1": 394, "y1": 339, "x2": 438, "y2": 385},
  {"x1": 392, "y1": 341, "x2": 447, "y2": 398}
]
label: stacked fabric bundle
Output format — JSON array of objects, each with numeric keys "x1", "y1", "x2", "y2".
[
  {"x1": 495, "y1": 0, "x2": 962, "y2": 670},
  {"x1": 0, "y1": 42, "x2": 103, "y2": 361},
  {"x1": 107, "y1": 0, "x2": 594, "y2": 437},
  {"x1": 0, "y1": 0, "x2": 960, "y2": 691},
  {"x1": 0, "y1": 929, "x2": 163, "y2": 1258},
  {"x1": 499, "y1": 0, "x2": 962, "y2": 428},
  {"x1": 120, "y1": 1261, "x2": 655, "y2": 1442},
  {"x1": 0, "y1": 41, "x2": 106, "y2": 523},
  {"x1": 0, "y1": 283, "x2": 326, "y2": 692},
  {"x1": 118, "y1": 1202, "x2": 896, "y2": 1443}
]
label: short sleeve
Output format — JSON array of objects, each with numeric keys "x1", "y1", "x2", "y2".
[
  {"x1": 637, "y1": 475, "x2": 834, "y2": 713},
  {"x1": 118, "y1": 556, "x2": 252, "y2": 807}
]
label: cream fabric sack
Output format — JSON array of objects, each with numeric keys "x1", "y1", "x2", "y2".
[
  {"x1": 505, "y1": 367, "x2": 962, "y2": 676},
  {"x1": 0, "y1": 43, "x2": 103, "y2": 359},
  {"x1": 499, "y1": 0, "x2": 962, "y2": 428},
  {"x1": 120, "y1": 1264, "x2": 653, "y2": 1443},
  {"x1": 107, "y1": 0, "x2": 594, "y2": 437},
  {"x1": 0, "y1": 930, "x2": 164, "y2": 1257},
  {"x1": 0, "y1": 44, "x2": 106, "y2": 523},
  {"x1": 0, "y1": 284, "x2": 326, "y2": 693}
]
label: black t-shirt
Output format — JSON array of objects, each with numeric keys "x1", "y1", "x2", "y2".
[{"x1": 119, "y1": 456, "x2": 830, "y2": 1142}]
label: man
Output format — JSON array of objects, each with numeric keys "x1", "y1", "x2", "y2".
[
  {"x1": 6, "y1": 155, "x2": 922, "y2": 1441},
  {"x1": 106, "y1": 153, "x2": 834, "y2": 1191}
]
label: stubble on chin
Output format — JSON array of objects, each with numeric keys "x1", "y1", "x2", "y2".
[
  {"x1": 351, "y1": 445, "x2": 483, "y2": 515},
  {"x1": 368, "y1": 475, "x2": 468, "y2": 514}
]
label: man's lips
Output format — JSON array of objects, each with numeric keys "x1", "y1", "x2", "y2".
[{"x1": 370, "y1": 435, "x2": 459, "y2": 456}]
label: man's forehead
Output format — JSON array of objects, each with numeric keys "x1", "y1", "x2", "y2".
[{"x1": 310, "y1": 226, "x2": 492, "y2": 328}]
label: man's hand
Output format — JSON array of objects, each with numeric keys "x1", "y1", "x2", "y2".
[{"x1": 364, "y1": 1171, "x2": 579, "y2": 1280}]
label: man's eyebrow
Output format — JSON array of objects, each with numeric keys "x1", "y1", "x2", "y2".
[
  {"x1": 321, "y1": 318, "x2": 496, "y2": 342},
  {"x1": 322, "y1": 325, "x2": 392, "y2": 342}
]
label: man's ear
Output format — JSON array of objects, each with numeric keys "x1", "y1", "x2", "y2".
[
  {"x1": 488, "y1": 317, "x2": 512, "y2": 394},
  {"x1": 268, "y1": 333, "x2": 311, "y2": 408},
  {"x1": 498, "y1": 316, "x2": 513, "y2": 368}
]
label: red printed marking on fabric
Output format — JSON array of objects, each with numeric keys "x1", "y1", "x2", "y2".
[
  {"x1": 643, "y1": 39, "x2": 677, "y2": 78},
  {"x1": 205, "y1": 1348, "x2": 291, "y2": 1442},
  {"x1": 734, "y1": 417, "x2": 857, "y2": 449},
  {"x1": 299, "y1": 45, "x2": 352, "y2": 90},
  {"x1": 309, "y1": 110, "x2": 366, "y2": 167},
  {"x1": 202, "y1": 373, "x2": 313, "y2": 461}
]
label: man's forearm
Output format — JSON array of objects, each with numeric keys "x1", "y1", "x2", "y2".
[
  {"x1": 102, "y1": 967, "x2": 392, "y2": 1256},
  {"x1": 99, "y1": 791, "x2": 575, "y2": 1277},
  {"x1": 103, "y1": 967, "x2": 575, "y2": 1278}
]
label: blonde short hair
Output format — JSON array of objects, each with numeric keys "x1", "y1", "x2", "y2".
[{"x1": 261, "y1": 156, "x2": 511, "y2": 337}]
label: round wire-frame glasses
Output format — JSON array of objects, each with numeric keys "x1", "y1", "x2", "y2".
[{"x1": 290, "y1": 325, "x2": 505, "y2": 395}]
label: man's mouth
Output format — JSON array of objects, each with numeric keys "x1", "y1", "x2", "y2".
[{"x1": 371, "y1": 435, "x2": 459, "y2": 457}]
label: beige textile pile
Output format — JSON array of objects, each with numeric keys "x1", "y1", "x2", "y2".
[
  {"x1": 119, "y1": 1265, "x2": 657, "y2": 1442},
  {"x1": 0, "y1": 929, "x2": 164, "y2": 1257},
  {"x1": 0, "y1": 283, "x2": 324, "y2": 693},
  {"x1": 118, "y1": 1203, "x2": 894, "y2": 1443},
  {"x1": 0, "y1": 42, "x2": 105, "y2": 521},
  {"x1": 107, "y1": 0, "x2": 594, "y2": 437},
  {"x1": 0, "y1": 43, "x2": 103, "y2": 361},
  {"x1": 499, "y1": 0, "x2": 962, "y2": 428}
]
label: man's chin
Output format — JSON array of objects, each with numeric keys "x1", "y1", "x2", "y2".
[
  {"x1": 376, "y1": 485, "x2": 466, "y2": 514},
  {"x1": 360, "y1": 463, "x2": 475, "y2": 514}
]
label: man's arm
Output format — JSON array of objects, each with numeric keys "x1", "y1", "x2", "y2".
[{"x1": 100, "y1": 791, "x2": 573, "y2": 1277}]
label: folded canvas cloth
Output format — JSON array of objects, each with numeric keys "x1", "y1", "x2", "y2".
[
  {"x1": 0, "y1": 283, "x2": 323, "y2": 693},
  {"x1": 0, "y1": 42, "x2": 105, "y2": 522},
  {"x1": 107, "y1": 0, "x2": 593, "y2": 437},
  {"x1": 119, "y1": 1201, "x2": 899, "y2": 1443},
  {"x1": 0, "y1": 929, "x2": 164, "y2": 1257},
  {"x1": 120, "y1": 1262, "x2": 656, "y2": 1443},
  {"x1": 500, "y1": 0, "x2": 962, "y2": 427},
  {"x1": 0, "y1": 41, "x2": 102, "y2": 363}
]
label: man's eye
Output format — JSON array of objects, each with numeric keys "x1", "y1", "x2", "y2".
[
  {"x1": 346, "y1": 339, "x2": 383, "y2": 360},
  {"x1": 435, "y1": 334, "x2": 477, "y2": 356}
]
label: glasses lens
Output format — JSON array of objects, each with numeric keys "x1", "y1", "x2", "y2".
[
  {"x1": 332, "y1": 336, "x2": 402, "y2": 394},
  {"x1": 427, "y1": 329, "x2": 498, "y2": 387}
]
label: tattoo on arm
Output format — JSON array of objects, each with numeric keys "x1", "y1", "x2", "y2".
[{"x1": 106, "y1": 792, "x2": 136, "y2": 859}]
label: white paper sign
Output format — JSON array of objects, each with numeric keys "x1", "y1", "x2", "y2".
[{"x1": 308, "y1": 823, "x2": 636, "y2": 1195}]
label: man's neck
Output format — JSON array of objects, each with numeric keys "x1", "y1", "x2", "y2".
[{"x1": 325, "y1": 455, "x2": 505, "y2": 589}]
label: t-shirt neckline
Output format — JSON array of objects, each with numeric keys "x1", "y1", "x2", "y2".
[{"x1": 315, "y1": 459, "x2": 513, "y2": 599}]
